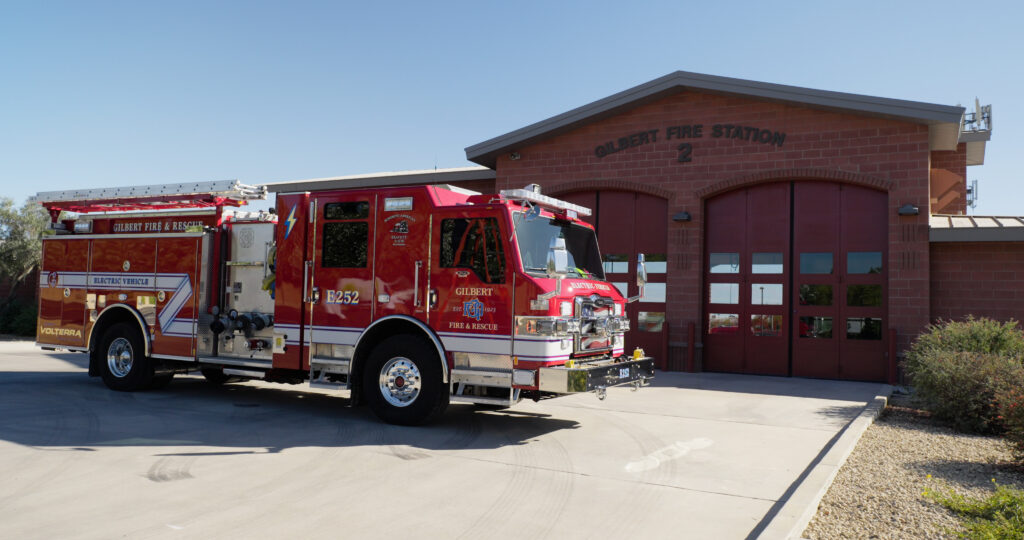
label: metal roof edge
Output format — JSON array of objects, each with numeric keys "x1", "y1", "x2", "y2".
[
  {"x1": 930, "y1": 214, "x2": 1024, "y2": 242},
  {"x1": 260, "y1": 167, "x2": 495, "y2": 193},
  {"x1": 958, "y1": 130, "x2": 992, "y2": 143},
  {"x1": 465, "y1": 70, "x2": 966, "y2": 167}
]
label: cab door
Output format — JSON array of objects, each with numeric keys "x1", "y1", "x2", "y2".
[
  {"x1": 429, "y1": 210, "x2": 514, "y2": 360},
  {"x1": 307, "y1": 193, "x2": 375, "y2": 368}
]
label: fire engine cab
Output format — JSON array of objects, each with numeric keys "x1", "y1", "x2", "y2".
[{"x1": 30, "y1": 178, "x2": 654, "y2": 424}]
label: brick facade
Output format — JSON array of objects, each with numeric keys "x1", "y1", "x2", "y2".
[
  {"x1": 930, "y1": 242, "x2": 1024, "y2": 322},
  {"x1": 490, "y1": 90, "x2": 945, "y2": 366}
]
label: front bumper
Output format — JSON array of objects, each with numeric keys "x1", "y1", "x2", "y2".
[{"x1": 537, "y1": 357, "x2": 654, "y2": 393}]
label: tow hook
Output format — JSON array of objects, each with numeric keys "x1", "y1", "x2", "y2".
[
  {"x1": 631, "y1": 380, "x2": 641, "y2": 392},
  {"x1": 596, "y1": 386, "x2": 607, "y2": 401}
]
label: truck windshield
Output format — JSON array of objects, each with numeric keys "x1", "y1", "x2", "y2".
[{"x1": 514, "y1": 213, "x2": 606, "y2": 280}]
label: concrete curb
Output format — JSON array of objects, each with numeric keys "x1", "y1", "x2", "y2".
[{"x1": 756, "y1": 384, "x2": 893, "y2": 540}]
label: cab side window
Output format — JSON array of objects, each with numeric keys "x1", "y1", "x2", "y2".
[
  {"x1": 322, "y1": 201, "x2": 369, "y2": 268},
  {"x1": 440, "y1": 218, "x2": 505, "y2": 284}
]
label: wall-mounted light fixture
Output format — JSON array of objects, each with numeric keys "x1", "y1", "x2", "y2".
[
  {"x1": 897, "y1": 204, "x2": 919, "y2": 216},
  {"x1": 509, "y1": 152, "x2": 521, "y2": 160},
  {"x1": 672, "y1": 211, "x2": 692, "y2": 222}
]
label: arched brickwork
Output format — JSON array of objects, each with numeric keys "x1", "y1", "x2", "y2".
[
  {"x1": 547, "y1": 179, "x2": 672, "y2": 201},
  {"x1": 696, "y1": 168, "x2": 892, "y2": 199}
]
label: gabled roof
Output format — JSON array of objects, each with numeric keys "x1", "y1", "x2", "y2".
[
  {"x1": 261, "y1": 167, "x2": 495, "y2": 193},
  {"x1": 465, "y1": 70, "x2": 968, "y2": 168}
]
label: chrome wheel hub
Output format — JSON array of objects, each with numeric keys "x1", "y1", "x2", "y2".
[
  {"x1": 378, "y1": 357, "x2": 421, "y2": 407},
  {"x1": 107, "y1": 337, "x2": 134, "y2": 378}
]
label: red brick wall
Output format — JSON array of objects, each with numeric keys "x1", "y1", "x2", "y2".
[
  {"x1": 930, "y1": 242, "x2": 1024, "y2": 322},
  {"x1": 930, "y1": 143, "x2": 967, "y2": 215},
  {"x1": 492, "y1": 90, "x2": 933, "y2": 365}
]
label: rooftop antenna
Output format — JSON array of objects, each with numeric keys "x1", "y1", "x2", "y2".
[{"x1": 966, "y1": 179, "x2": 979, "y2": 212}]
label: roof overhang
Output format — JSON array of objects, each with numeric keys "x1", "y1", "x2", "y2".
[
  {"x1": 261, "y1": 167, "x2": 495, "y2": 193},
  {"x1": 958, "y1": 130, "x2": 991, "y2": 166},
  {"x1": 466, "y1": 70, "x2": 968, "y2": 168},
  {"x1": 930, "y1": 215, "x2": 1024, "y2": 242}
]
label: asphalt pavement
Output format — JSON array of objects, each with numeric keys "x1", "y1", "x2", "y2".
[{"x1": 0, "y1": 340, "x2": 887, "y2": 539}]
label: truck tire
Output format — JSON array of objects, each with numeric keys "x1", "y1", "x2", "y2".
[
  {"x1": 98, "y1": 322, "x2": 154, "y2": 391},
  {"x1": 363, "y1": 335, "x2": 448, "y2": 425}
]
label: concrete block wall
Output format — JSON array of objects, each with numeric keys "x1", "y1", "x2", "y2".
[{"x1": 930, "y1": 242, "x2": 1024, "y2": 322}]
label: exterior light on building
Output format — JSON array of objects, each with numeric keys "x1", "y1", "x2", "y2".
[
  {"x1": 673, "y1": 211, "x2": 692, "y2": 222},
  {"x1": 897, "y1": 204, "x2": 919, "y2": 216}
]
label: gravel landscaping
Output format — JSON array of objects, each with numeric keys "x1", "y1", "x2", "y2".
[{"x1": 803, "y1": 393, "x2": 1024, "y2": 539}]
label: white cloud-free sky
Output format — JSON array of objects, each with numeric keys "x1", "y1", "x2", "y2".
[{"x1": 2, "y1": 1, "x2": 1020, "y2": 214}]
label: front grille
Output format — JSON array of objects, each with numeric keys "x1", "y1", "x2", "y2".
[{"x1": 575, "y1": 294, "x2": 614, "y2": 354}]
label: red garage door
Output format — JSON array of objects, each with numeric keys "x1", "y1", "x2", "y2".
[
  {"x1": 704, "y1": 181, "x2": 887, "y2": 381},
  {"x1": 561, "y1": 191, "x2": 668, "y2": 369}
]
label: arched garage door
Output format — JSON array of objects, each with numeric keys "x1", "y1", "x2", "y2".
[
  {"x1": 560, "y1": 191, "x2": 668, "y2": 369},
  {"x1": 704, "y1": 181, "x2": 887, "y2": 381}
]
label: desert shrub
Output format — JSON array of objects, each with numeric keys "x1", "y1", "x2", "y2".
[
  {"x1": 907, "y1": 316, "x2": 1024, "y2": 360},
  {"x1": 996, "y1": 387, "x2": 1024, "y2": 463},
  {"x1": 904, "y1": 349, "x2": 1024, "y2": 434}
]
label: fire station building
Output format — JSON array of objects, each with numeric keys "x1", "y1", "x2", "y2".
[{"x1": 302, "y1": 71, "x2": 1015, "y2": 383}]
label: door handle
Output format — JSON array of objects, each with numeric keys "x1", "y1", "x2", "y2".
[
  {"x1": 310, "y1": 286, "x2": 321, "y2": 304},
  {"x1": 413, "y1": 261, "x2": 423, "y2": 307},
  {"x1": 303, "y1": 261, "x2": 314, "y2": 302},
  {"x1": 428, "y1": 288, "x2": 438, "y2": 309}
]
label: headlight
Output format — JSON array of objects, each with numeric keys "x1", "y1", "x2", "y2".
[
  {"x1": 517, "y1": 317, "x2": 578, "y2": 336},
  {"x1": 613, "y1": 303, "x2": 622, "y2": 316},
  {"x1": 559, "y1": 301, "x2": 573, "y2": 317}
]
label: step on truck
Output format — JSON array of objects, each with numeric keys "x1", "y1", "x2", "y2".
[{"x1": 30, "y1": 179, "x2": 654, "y2": 424}]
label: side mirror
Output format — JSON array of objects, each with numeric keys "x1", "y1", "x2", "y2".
[
  {"x1": 546, "y1": 237, "x2": 569, "y2": 277},
  {"x1": 628, "y1": 253, "x2": 648, "y2": 303}
]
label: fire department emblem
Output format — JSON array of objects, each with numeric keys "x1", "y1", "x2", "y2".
[
  {"x1": 462, "y1": 298, "x2": 484, "y2": 321},
  {"x1": 47, "y1": 271, "x2": 58, "y2": 288},
  {"x1": 391, "y1": 220, "x2": 408, "y2": 234}
]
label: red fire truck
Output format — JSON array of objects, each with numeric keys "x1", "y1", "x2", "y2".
[{"x1": 30, "y1": 178, "x2": 654, "y2": 424}]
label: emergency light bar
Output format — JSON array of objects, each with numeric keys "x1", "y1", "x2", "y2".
[{"x1": 499, "y1": 188, "x2": 592, "y2": 217}]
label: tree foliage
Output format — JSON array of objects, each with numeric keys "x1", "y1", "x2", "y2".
[{"x1": 0, "y1": 197, "x2": 49, "y2": 305}]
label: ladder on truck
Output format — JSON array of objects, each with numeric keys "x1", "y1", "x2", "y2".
[{"x1": 29, "y1": 179, "x2": 267, "y2": 218}]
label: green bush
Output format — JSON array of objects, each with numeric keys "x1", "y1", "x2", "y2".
[
  {"x1": 0, "y1": 299, "x2": 37, "y2": 337},
  {"x1": 903, "y1": 317, "x2": 1024, "y2": 434},
  {"x1": 906, "y1": 350, "x2": 1024, "y2": 433},
  {"x1": 996, "y1": 386, "x2": 1024, "y2": 462},
  {"x1": 907, "y1": 316, "x2": 1024, "y2": 360},
  {"x1": 924, "y1": 479, "x2": 1024, "y2": 539}
]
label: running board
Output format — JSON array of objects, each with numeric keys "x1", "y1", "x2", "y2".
[
  {"x1": 223, "y1": 368, "x2": 266, "y2": 379},
  {"x1": 198, "y1": 356, "x2": 273, "y2": 369},
  {"x1": 450, "y1": 393, "x2": 522, "y2": 407},
  {"x1": 309, "y1": 357, "x2": 351, "y2": 390}
]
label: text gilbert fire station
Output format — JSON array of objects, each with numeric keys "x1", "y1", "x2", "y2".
[{"x1": 30, "y1": 180, "x2": 654, "y2": 425}]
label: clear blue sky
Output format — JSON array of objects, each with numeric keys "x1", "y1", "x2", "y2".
[{"x1": 2, "y1": 1, "x2": 1021, "y2": 215}]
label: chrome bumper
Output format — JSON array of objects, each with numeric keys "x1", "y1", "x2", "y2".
[{"x1": 537, "y1": 357, "x2": 655, "y2": 393}]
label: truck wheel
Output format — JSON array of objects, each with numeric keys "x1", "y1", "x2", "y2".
[
  {"x1": 99, "y1": 322, "x2": 154, "y2": 391},
  {"x1": 363, "y1": 335, "x2": 448, "y2": 425}
]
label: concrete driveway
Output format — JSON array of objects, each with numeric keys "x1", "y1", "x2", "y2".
[{"x1": 0, "y1": 340, "x2": 886, "y2": 539}]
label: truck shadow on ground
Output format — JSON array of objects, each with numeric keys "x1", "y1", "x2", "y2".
[{"x1": 0, "y1": 367, "x2": 580, "y2": 455}]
